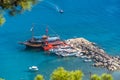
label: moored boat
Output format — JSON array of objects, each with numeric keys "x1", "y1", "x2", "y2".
[
  {"x1": 83, "y1": 59, "x2": 92, "y2": 62},
  {"x1": 19, "y1": 25, "x2": 67, "y2": 51},
  {"x1": 49, "y1": 45, "x2": 78, "y2": 57},
  {"x1": 29, "y1": 66, "x2": 39, "y2": 71}
]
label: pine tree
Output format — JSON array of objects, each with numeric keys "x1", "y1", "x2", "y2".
[
  {"x1": 34, "y1": 74, "x2": 44, "y2": 80},
  {"x1": 50, "y1": 67, "x2": 84, "y2": 80},
  {"x1": 91, "y1": 74, "x2": 101, "y2": 80},
  {"x1": 101, "y1": 73, "x2": 113, "y2": 80},
  {"x1": 0, "y1": 0, "x2": 42, "y2": 26}
]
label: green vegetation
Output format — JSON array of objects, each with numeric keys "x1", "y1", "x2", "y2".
[
  {"x1": 0, "y1": 0, "x2": 39, "y2": 12},
  {"x1": 34, "y1": 74, "x2": 44, "y2": 80},
  {"x1": 50, "y1": 67, "x2": 83, "y2": 80},
  {"x1": 91, "y1": 74, "x2": 101, "y2": 80},
  {"x1": 0, "y1": 0, "x2": 42, "y2": 26},
  {"x1": 101, "y1": 73, "x2": 113, "y2": 80},
  {"x1": 0, "y1": 67, "x2": 114, "y2": 80},
  {"x1": 90, "y1": 73, "x2": 113, "y2": 80},
  {"x1": 51, "y1": 67, "x2": 69, "y2": 80},
  {"x1": 0, "y1": 78, "x2": 5, "y2": 80},
  {"x1": 69, "y1": 70, "x2": 83, "y2": 80},
  {"x1": 0, "y1": 14, "x2": 6, "y2": 26}
]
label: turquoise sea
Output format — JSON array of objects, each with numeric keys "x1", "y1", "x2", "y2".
[{"x1": 0, "y1": 0, "x2": 120, "y2": 80}]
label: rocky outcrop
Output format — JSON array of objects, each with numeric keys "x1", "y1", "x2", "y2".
[{"x1": 65, "y1": 38, "x2": 120, "y2": 71}]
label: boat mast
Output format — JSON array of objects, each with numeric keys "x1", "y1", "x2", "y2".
[
  {"x1": 30, "y1": 24, "x2": 34, "y2": 40},
  {"x1": 46, "y1": 25, "x2": 48, "y2": 36}
]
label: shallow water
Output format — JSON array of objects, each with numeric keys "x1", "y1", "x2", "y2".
[{"x1": 0, "y1": 0, "x2": 120, "y2": 80}]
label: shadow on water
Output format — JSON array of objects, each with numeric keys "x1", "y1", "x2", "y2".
[
  {"x1": 19, "y1": 46, "x2": 60, "y2": 57},
  {"x1": 19, "y1": 47, "x2": 44, "y2": 53}
]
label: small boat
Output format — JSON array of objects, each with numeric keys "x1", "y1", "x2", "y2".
[
  {"x1": 61, "y1": 52, "x2": 77, "y2": 57},
  {"x1": 75, "y1": 52, "x2": 83, "y2": 57},
  {"x1": 84, "y1": 59, "x2": 92, "y2": 62},
  {"x1": 29, "y1": 66, "x2": 39, "y2": 71},
  {"x1": 59, "y1": 9, "x2": 64, "y2": 14},
  {"x1": 49, "y1": 45, "x2": 78, "y2": 57},
  {"x1": 81, "y1": 55, "x2": 87, "y2": 58}
]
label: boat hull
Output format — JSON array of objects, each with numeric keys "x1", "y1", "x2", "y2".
[{"x1": 19, "y1": 42, "x2": 44, "y2": 49}]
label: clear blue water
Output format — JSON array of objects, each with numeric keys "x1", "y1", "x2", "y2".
[{"x1": 0, "y1": 0, "x2": 120, "y2": 80}]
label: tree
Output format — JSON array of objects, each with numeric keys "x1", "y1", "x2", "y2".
[
  {"x1": 50, "y1": 67, "x2": 69, "y2": 80},
  {"x1": 91, "y1": 74, "x2": 101, "y2": 80},
  {"x1": 0, "y1": 78, "x2": 5, "y2": 80},
  {"x1": 0, "y1": 0, "x2": 38, "y2": 11},
  {"x1": 0, "y1": 0, "x2": 42, "y2": 26},
  {"x1": 69, "y1": 70, "x2": 83, "y2": 80},
  {"x1": 0, "y1": 14, "x2": 5, "y2": 26},
  {"x1": 50, "y1": 67, "x2": 84, "y2": 80},
  {"x1": 101, "y1": 73, "x2": 113, "y2": 80},
  {"x1": 34, "y1": 74, "x2": 44, "y2": 80}
]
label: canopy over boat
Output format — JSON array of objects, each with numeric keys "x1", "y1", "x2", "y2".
[
  {"x1": 33, "y1": 36, "x2": 42, "y2": 39},
  {"x1": 47, "y1": 36, "x2": 60, "y2": 42}
]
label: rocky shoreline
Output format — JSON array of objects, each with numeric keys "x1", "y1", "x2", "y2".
[{"x1": 65, "y1": 38, "x2": 120, "y2": 71}]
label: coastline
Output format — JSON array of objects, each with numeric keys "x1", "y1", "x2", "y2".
[{"x1": 65, "y1": 38, "x2": 120, "y2": 71}]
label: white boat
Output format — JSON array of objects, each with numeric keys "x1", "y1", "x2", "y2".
[
  {"x1": 62, "y1": 52, "x2": 77, "y2": 57},
  {"x1": 84, "y1": 59, "x2": 92, "y2": 62},
  {"x1": 29, "y1": 66, "x2": 39, "y2": 71},
  {"x1": 59, "y1": 9, "x2": 64, "y2": 14},
  {"x1": 49, "y1": 45, "x2": 78, "y2": 57},
  {"x1": 75, "y1": 52, "x2": 83, "y2": 57}
]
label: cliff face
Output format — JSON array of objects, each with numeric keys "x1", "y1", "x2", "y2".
[{"x1": 65, "y1": 38, "x2": 120, "y2": 71}]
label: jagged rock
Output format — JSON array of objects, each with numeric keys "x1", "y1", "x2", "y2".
[{"x1": 65, "y1": 38, "x2": 120, "y2": 71}]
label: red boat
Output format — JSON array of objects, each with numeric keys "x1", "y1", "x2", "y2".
[{"x1": 43, "y1": 40, "x2": 67, "y2": 51}]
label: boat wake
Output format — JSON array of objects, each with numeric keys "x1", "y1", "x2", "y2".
[{"x1": 39, "y1": 0, "x2": 64, "y2": 13}]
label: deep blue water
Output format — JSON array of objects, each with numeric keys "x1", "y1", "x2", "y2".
[{"x1": 0, "y1": 0, "x2": 120, "y2": 80}]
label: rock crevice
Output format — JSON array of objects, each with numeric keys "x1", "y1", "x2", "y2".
[{"x1": 65, "y1": 38, "x2": 120, "y2": 71}]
